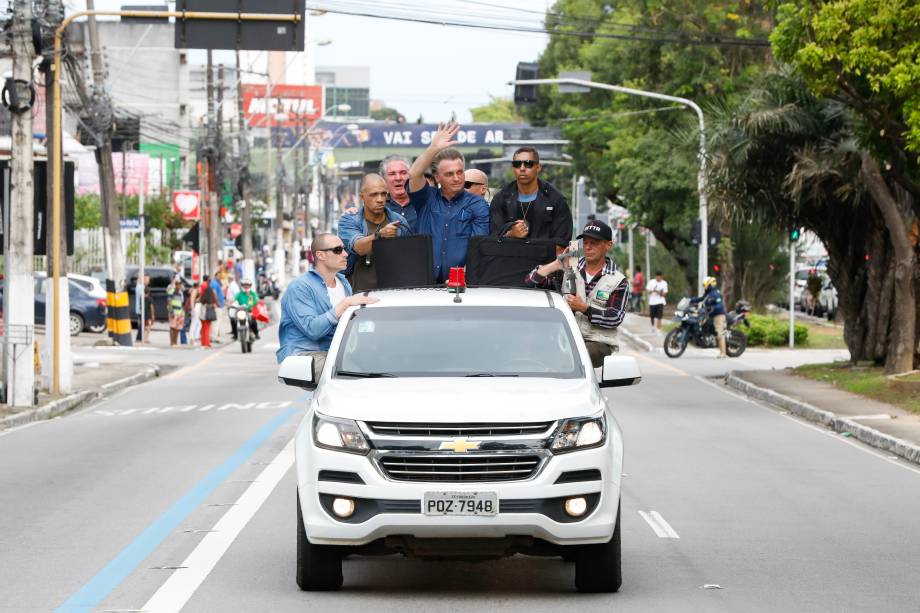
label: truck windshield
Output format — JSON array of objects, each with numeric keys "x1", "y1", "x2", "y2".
[{"x1": 334, "y1": 306, "x2": 583, "y2": 378}]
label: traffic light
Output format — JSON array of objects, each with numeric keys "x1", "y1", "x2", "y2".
[
  {"x1": 708, "y1": 225, "x2": 721, "y2": 247},
  {"x1": 790, "y1": 227, "x2": 801, "y2": 242},
  {"x1": 690, "y1": 219, "x2": 702, "y2": 245},
  {"x1": 514, "y1": 62, "x2": 539, "y2": 105}
]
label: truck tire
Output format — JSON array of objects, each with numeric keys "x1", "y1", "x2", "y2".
[
  {"x1": 574, "y1": 501, "x2": 621, "y2": 593},
  {"x1": 296, "y1": 491, "x2": 343, "y2": 591}
]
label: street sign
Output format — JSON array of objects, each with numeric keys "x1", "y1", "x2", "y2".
[
  {"x1": 559, "y1": 71, "x2": 592, "y2": 93},
  {"x1": 120, "y1": 217, "x2": 142, "y2": 231},
  {"x1": 173, "y1": 191, "x2": 201, "y2": 220},
  {"x1": 174, "y1": 0, "x2": 305, "y2": 51}
]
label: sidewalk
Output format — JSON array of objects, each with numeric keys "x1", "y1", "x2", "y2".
[{"x1": 727, "y1": 369, "x2": 920, "y2": 465}]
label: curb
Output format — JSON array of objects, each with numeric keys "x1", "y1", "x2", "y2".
[
  {"x1": 620, "y1": 327, "x2": 654, "y2": 352},
  {"x1": 0, "y1": 364, "x2": 161, "y2": 431},
  {"x1": 725, "y1": 372, "x2": 920, "y2": 466}
]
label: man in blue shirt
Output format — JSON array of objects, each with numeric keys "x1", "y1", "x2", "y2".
[
  {"x1": 408, "y1": 121, "x2": 490, "y2": 282},
  {"x1": 338, "y1": 173, "x2": 411, "y2": 291},
  {"x1": 276, "y1": 233, "x2": 377, "y2": 371},
  {"x1": 380, "y1": 155, "x2": 417, "y2": 233}
]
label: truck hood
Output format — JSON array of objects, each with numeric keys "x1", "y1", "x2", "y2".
[{"x1": 312, "y1": 378, "x2": 602, "y2": 423}]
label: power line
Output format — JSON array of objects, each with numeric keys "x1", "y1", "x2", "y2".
[{"x1": 306, "y1": 1, "x2": 770, "y2": 47}]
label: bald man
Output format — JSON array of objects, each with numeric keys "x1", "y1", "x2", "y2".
[
  {"x1": 464, "y1": 168, "x2": 490, "y2": 200},
  {"x1": 277, "y1": 232, "x2": 377, "y2": 365},
  {"x1": 338, "y1": 173, "x2": 411, "y2": 290}
]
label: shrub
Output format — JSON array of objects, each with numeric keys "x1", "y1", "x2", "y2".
[{"x1": 746, "y1": 314, "x2": 808, "y2": 347}]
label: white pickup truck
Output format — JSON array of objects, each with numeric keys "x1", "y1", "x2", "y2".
[{"x1": 278, "y1": 286, "x2": 641, "y2": 593}]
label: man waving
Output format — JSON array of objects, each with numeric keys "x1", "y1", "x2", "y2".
[{"x1": 407, "y1": 121, "x2": 490, "y2": 282}]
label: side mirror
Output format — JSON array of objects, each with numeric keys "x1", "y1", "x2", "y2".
[
  {"x1": 278, "y1": 355, "x2": 317, "y2": 390},
  {"x1": 599, "y1": 355, "x2": 641, "y2": 388}
]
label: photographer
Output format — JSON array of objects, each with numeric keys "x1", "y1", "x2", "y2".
[{"x1": 526, "y1": 220, "x2": 628, "y2": 368}]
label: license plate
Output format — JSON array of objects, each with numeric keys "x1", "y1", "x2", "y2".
[{"x1": 423, "y1": 491, "x2": 498, "y2": 516}]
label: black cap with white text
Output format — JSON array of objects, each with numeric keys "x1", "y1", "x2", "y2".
[{"x1": 576, "y1": 220, "x2": 613, "y2": 241}]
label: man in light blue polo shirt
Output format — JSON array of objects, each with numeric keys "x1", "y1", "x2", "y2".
[
  {"x1": 407, "y1": 121, "x2": 490, "y2": 282},
  {"x1": 277, "y1": 233, "x2": 377, "y2": 370}
]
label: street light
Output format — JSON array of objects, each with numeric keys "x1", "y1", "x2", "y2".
[{"x1": 509, "y1": 77, "x2": 709, "y2": 294}]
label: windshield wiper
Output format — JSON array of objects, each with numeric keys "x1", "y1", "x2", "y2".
[
  {"x1": 336, "y1": 370, "x2": 398, "y2": 378},
  {"x1": 465, "y1": 373, "x2": 520, "y2": 377}
]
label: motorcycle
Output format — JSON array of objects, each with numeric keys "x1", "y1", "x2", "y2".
[
  {"x1": 663, "y1": 298, "x2": 751, "y2": 358},
  {"x1": 230, "y1": 306, "x2": 254, "y2": 354}
]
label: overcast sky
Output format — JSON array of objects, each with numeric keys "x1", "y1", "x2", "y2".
[{"x1": 70, "y1": 0, "x2": 552, "y2": 124}]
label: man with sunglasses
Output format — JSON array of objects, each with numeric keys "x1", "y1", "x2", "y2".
[
  {"x1": 490, "y1": 147, "x2": 572, "y2": 245},
  {"x1": 277, "y1": 233, "x2": 378, "y2": 367},
  {"x1": 407, "y1": 121, "x2": 490, "y2": 282},
  {"x1": 463, "y1": 169, "x2": 490, "y2": 199}
]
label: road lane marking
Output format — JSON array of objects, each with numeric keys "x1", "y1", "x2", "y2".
[
  {"x1": 693, "y1": 375, "x2": 920, "y2": 478},
  {"x1": 638, "y1": 510, "x2": 680, "y2": 539},
  {"x1": 142, "y1": 439, "x2": 294, "y2": 613},
  {"x1": 54, "y1": 407, "x2": 298, "y2": 613},
  {"x1": 630, "y1": 351, "x2": 690, "y2": 377},
  {"x1": 89, "y1": 402, "x2": 293, "y2": 418}
]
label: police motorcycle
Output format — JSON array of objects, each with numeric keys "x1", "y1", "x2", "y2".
[{"x1": 663, "y1": 298, "x2": 751, "y2": 358}]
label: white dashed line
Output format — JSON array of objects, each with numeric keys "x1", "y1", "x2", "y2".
[
  {"x1": 639, "y1": 510, "x2": 680, "y2": 539},
  {"x1": 141, "y1": 439, "x2": 294, "y2": 613}
]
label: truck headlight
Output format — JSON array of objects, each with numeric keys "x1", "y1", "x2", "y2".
[
  {"x1": 312, "y1": 414, "x2": 370, "y2": 455},
  {"x1": 550, "y1": 415, "x2": 606, "y2": 454}
]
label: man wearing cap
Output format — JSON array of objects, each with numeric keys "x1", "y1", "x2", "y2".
[{"x1": 525, "y1": 220, "x2": 629, "y2": 368}]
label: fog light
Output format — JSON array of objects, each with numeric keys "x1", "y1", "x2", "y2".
[
  {"x1": 331, "y1": 497, "x2": 355, "y2": 518},
  {"x1": 564, "y1": 496, "x2": 588, "y2": 517}
]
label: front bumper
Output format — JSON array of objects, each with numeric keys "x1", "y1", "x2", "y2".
[{"x1": 295, "y1": 417, "x2": 623, "y2": 547}]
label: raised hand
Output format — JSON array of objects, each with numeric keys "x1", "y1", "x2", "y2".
[{"x1": 430, "y1": 121, "x2": 460, "y2": 151}]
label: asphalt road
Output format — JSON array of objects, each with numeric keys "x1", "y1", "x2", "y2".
[{"x1": 1, "y1": 326, "x2": 917, "y2": 613}]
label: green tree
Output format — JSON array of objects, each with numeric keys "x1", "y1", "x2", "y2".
[
  {"x1": 470, "y1": 96, "x2": 524, "y2": 123},
  {"x1": 527, "y1": 0, "x2": 775, "y2": 286},
  {"x1": 370, "y1": 106, "x2": 406, "y2": 122},
  {"x1": 772, "y1": 0, "x2": 919, "y2": 373},
  {"x1": 74, "y1": 195, "x2": 102, "y2": 229}
]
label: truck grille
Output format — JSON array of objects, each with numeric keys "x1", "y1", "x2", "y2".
[
  {"x1": 366, "y1": 422, "x2": 555, "y2": 437},
  {"x1": 378, "y1": 454, "x2": 542, "y2": 482}
]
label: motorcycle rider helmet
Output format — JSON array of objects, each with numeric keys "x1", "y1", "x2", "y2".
[
  {"x1": 703, "y1": 276, "x2": 718, "y2": 290},
  {"x1": 241, "y1": 278, "x2": 253, "y2": 287}
]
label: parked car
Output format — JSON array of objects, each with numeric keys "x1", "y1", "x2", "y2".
[
  {"x1": 0, "y1": 276, "x2": 107, "y2": 336},
  {"x1": 36, "y1": 272, "x2": 106, "y2": 301}
]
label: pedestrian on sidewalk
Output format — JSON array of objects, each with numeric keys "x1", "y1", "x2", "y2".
[
  {"x1": 630, "y1": 266, "x2": 644, "y2": 313},
  {"x1": 134, "y1": 275, "x2": 154, "y2": 343},
  {"x1": 166, "y1": 278, "x2": 185, "y2": 347},
  {"x1": 199, "y1": 275, "x2": 218, "y2": 349},
  {"x1": 187, "y1": 283, "x2": 201, "y2": 347},
  {"x1": 646, "y1": 271, "x2": 668, "y2": 334}
]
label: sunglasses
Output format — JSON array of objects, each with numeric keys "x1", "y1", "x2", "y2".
[
  {"x1": 317, "y1": 245, "x2": 346, "y2": 254},
  {"x1": 511, "y1": 159, "x2": 537, "y2": 169},
  {"x1": 464, "y1": 181, "x2": 485, "y2": 189}
]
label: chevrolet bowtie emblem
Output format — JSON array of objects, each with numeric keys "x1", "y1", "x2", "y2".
[{"x1": 439, "y1": 438, "x2": 480, "y2": 453}]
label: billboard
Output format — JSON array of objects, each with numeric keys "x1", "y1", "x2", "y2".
[
  {"x1": 173, "y1": 191, "x2": 201, "y2": 221},
  {"x1": 241, "y1": 84, "x2": 323, "y2": 129},
  {"x1": 271, "y1": 122, "x2": 527, "y2": 149}
]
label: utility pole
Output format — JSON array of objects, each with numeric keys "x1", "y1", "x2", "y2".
[
  {"x1": 265, "y1": 76, "x2": 286, "y2": 286},
  {"x1": 236, "y1": 50, "x2": 254, "y2": 282},
  {"x1": 86, "y1": 0, "x2": 130, "y2": 347},
  {"x1": 210, "y1": 62, "x2": 224, "y2": 276},
  {"x1": 38, "y1": 0, "x2": 72, "y2": 392},
  {"x1": 203, "y1": 49, "x2": 216, "y2": 276},
  {"x1": 3, "y1": 0, "x2": 37, "y2": 407}
]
